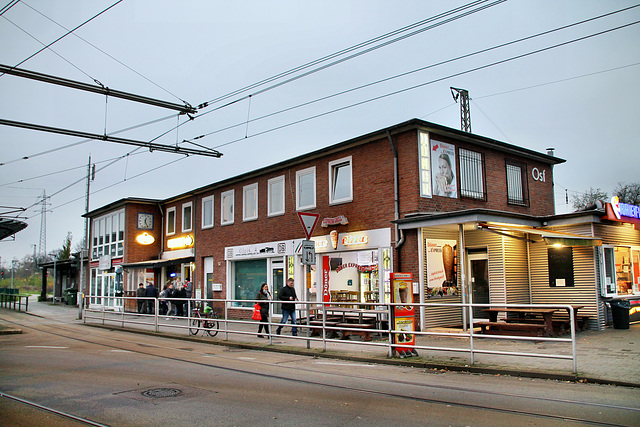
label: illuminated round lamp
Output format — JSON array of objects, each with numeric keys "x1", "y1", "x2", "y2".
[{"x1": 136, "y1": 232, "x2": 155, "y2": 245}]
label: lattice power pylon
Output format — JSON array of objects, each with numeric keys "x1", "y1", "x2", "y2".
[{"x1": 451, "y1": 87, "x2": 471, "y2": 133}]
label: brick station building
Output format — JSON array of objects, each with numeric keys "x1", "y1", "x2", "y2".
[{"x1": 86, "y1": 118, "x2": 602, "y2": 328}]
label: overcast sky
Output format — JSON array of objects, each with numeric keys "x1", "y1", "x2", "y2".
[{"x1": 1, "y1": 0, "x2": 639, "y2": 267}]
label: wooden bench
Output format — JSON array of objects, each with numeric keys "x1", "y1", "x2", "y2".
[
  {"x1": 475, "y1": 321, "x2": 546, "y2": 337},
  {"x1": 336, "y1": 323, "x2": 375, "y2": 341},
  {"x1": 309, "y1": 321, "x2": 339, "y2": 337}
]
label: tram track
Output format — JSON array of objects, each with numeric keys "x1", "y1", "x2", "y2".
[{"x1": 2, "y1": 314, "x2": 638, "y2": 426}]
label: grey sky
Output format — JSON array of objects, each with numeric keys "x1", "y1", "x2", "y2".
[{"x1": 1, "y1": 0, "x2": 639, "y2": 266}]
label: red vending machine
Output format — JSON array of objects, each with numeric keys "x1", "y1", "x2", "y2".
[{"x1": 391, "y1": 272, "x2": 418, "y2": 358}]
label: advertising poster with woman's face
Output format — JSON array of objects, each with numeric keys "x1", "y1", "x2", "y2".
[{"x1": 431, "y1": 140, "x2": 457, "y2": 198}]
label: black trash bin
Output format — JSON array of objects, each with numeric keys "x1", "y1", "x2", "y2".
[{"x1": 610, "y1": 299, "x2": 630, "y2": 329}]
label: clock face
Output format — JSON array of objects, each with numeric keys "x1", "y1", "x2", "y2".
[{"x1": 137, "y1": 213, "x2": 154, "y2": 230}]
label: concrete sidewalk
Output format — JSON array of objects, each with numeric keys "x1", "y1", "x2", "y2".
[{"x1": 4, "y1": 297, "x2": 640, "y2": 388}]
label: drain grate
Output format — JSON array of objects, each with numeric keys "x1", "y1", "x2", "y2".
[{"x1": 141, "y1": 388, "x2": 182, "y2": 398}]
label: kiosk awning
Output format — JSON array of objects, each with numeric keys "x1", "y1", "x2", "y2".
[
  {"x1": 477, "y1": 223, "x2": 602, "y2": 247},
  {"x1": 120, "y1": 256, "x2": 194, "y2": 269}
]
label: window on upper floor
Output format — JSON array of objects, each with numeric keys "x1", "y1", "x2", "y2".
[
  {"x1": 91, "y1": 210, "x2": 124, "y2": 260},
  {"x1": 202, "y1": 195, "x2": 214, "y2": 229},
  {"x1": 243, "y1": 183, "x2": 258, "y2": 221},
  {"x1": 296, "y1": 167, "x2": 316, "y2": 210},
  {"x1": 418, "y1": 131, "x2": 432, "y2": 198},
  {"x1": 459, "y1": 148, "x2": 486, "y2": 200},
  {"x1": 268, "y1": 176, "x2": 285, "y2": 217},
  {"x1": 166, "y1": 207, "x2": 176, "y2": 235},
  {"x1": 506, "y1": 161, "x2": 528, "y2": 206},
  {"x1": 329, "y1": 156, "x2": 353, "y2": 205},
  {"x1": 221, "y1": 190, "x2": 234, "y2": 225},
  {"x1": 182, "y1": 202, "x2": 192, "y2": 232}
]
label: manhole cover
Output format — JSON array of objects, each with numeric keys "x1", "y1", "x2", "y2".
[{"x1": 141, "y1": 388, "x2": 182, "y2": 398}]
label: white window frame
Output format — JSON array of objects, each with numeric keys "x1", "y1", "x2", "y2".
[
  {"x1": 328, "y1": 156, "x2": 353, "y2": 205},
  {"x1": 267, "y1": 175, "x2": 285, "y2": 217},
  {"x1": 221, "y1": 190, "x2": 235, "y2": 226},
  {"x1": 91, "y1": 209, "x2": 125, "y2": 260},
  {"x1": 418, "y1": 131, "x2": 432, "y2": 198},
  {"x1": 182, "y1": 202, "x2": 193, "y2": 232},
  {"x1": 202, "y1": 195, "x2": 214, "y2": 229},
  {"x1": 243, "y1": 183, "x2": 259, "y2": 222},
  {"x1": 296, "y1": 166, "x2": 316, "y2": 211},
  {"x1": 166, "y1": 207, "x2": 176, "y2": 236}
]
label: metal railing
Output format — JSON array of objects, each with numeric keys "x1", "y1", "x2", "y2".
[{"x1": 81, "y1": 296, "x2": 579, "y2": 373}]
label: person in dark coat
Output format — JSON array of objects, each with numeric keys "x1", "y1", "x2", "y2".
[
  {"x1": 174, "y1": 283, "x2": 187, "y2": 317},
  {"x1": 276, "y1": 278, "x2": 298, "y2": 336},
  {"x1": 256, "y1": 283, "x2": 271, "y2": 337},
  {"x1": 144, "y1": 283, "x2": 158, "y2": 314},
  {"x1": 136, "y1": 283, "x2": 146, "y2": 314}
]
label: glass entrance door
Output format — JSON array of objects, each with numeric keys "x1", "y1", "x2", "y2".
[
  {"x1": 468, "y1": 251, "x2": 489, "y2": 319},
  {"x1": 271, "y1": 260, "x2": 284, "y2": 315}
]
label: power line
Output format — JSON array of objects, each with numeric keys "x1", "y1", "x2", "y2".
[
  {"x1": 17, "y1": 1, "x2": 188, "y2": 105},
  {"x1": 0, "y1": 63, "x2": 196, "y2": 114},
  {"x1": 206, "y1": 19, "x2": 640, "y2": 151},
  {"x1": 0, "y1": 113, "x2": 177, "y2": 167},
  {"x1": 34, "y1": 17, "x2": 640, "y2": 218},
  {"x1": 196, "y1": 0, "x2": 505, "y2": 109},
  {"x1": 187, "y1": 4, "x2": 640, "y2": 144},
  {"x1": 1, "y1": 0, "x2": 124, "y2": 74}
]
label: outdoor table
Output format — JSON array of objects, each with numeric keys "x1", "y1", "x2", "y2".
[{"x1": 483, "y1": 307, "x2": 558, "y2": 336}]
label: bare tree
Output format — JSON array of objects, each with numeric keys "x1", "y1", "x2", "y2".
[
  {"x1": 613, "y1": 182, "x2": 640, "y2": 205},
  {"x1": 571, "y1": 187, "x2": 608, "y2": 210}
]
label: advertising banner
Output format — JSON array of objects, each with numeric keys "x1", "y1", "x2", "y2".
[
  {"x1": 425, "y1": 239, "x2": 458, "y2": 298},
  {"x1": 391, "y1": 272, "x2": 417, "y2": 357},
  {"x1": 322, "y1": 256, "x2": 331, "y2": 303},
  {"x1": 431, "y1": 140, "x2": 457, "y2": 198}
]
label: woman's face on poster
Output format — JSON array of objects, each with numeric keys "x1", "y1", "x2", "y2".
[{"x1": 438, "y1": 157, "x2": 451, "y2": 178}]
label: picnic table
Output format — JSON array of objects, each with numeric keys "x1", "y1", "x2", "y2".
[
  {"x1": 479, "y1": 307, "x2": 558, "y2": 336},
  {"x1": 308, "y1": 306, "x2": 385, "y2": 341}
]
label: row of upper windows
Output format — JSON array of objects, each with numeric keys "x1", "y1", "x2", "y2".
[
  {"x1": 165, "y1": 156, "x2": 353, "y2": 233},
  {"x1": 91, "y1": 210, "x2": 125, "y2": 259},
  {"x1": 419, "y1": 131, "x2": 529, "y2": 206}
]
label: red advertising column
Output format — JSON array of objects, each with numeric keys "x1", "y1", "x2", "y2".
[{"x1": 391, "y1": 272, "x2": 417, "y2": 358}]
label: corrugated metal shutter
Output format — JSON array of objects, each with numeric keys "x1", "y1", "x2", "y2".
[{"x1": 530, "y1": 224, "x2": 600, "y2": 330}]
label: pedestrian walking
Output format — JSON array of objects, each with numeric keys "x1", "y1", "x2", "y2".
[
  {"x1": 276, "y1": 278, "x2": 298, "y2": 336},
  {"x1": 136, "y1": 283, "x2": 145, "y2": 314},
  {"x1": 256, "y1": 283, "x2": 271, "y2": 337},
  {"x1": 144, "y1": 282, "x2": 158, "y2": 314}
]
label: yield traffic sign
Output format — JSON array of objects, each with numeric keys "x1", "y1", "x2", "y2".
[{"x1": 297, "y1": 212, "x2": 320, "y2": 240}]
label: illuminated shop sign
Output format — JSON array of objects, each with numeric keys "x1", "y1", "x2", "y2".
[
  {"x1": 135, "y1": 232, "x2": 155, "y2": 245},
  {"x1": 167, "y1": 234, "x2": 194, "y2": 249},
  {"x1": 321, "y1": 215, "x2": 349, "y2": 227},
  {"x1": 335, "y1": 263, "x2": 377, "y2": 273},
  {"x1": 612, "y1": 196, "x2": 640, "y2": 220},
  {"x1": 342, "y1": 235, "x2": 368, "y2": 246}
]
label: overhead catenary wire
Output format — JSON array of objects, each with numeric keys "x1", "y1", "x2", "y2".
[
  {"x1": 9, "y1": 6, "x2": 639, "y2": 220},
  {"x1": 205, "y1": 19, "x2": 640, "y2": 151},
  {"x1": 196, "y1": 0, "x2": 504, "y2": 108},
  {"x1": 17, "y1": 0, "x2": 188, "y2": 105},
  {"x1": 184, "y1": 4, "x2": 640, "y2": 143},
  {"x1": 21, "y1": 16, "x2": 640, "y2": 219},
  {"x1": 0, "y1": 0, "x2": 124, "y2": 76}
]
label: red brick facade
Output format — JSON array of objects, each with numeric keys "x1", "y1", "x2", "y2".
[{"x1": 87, "y1": 120, "x2": 562, "y2": 302}]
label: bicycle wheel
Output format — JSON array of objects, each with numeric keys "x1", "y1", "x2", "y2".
[
  {"x1": 204, "y1": 313, "x2": 219, "y2": 337},
  {"x1": 189, "y1": 318, "x2": 201, "y2": 336}
]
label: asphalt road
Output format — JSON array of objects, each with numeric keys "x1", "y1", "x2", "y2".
[{"x1": 1, "y1": 311, "x2": 639, "y2": 426}]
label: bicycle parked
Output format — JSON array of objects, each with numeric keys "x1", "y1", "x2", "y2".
[{"x1": 189, "y1": 305, "x2": 219, "y2": 337}]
